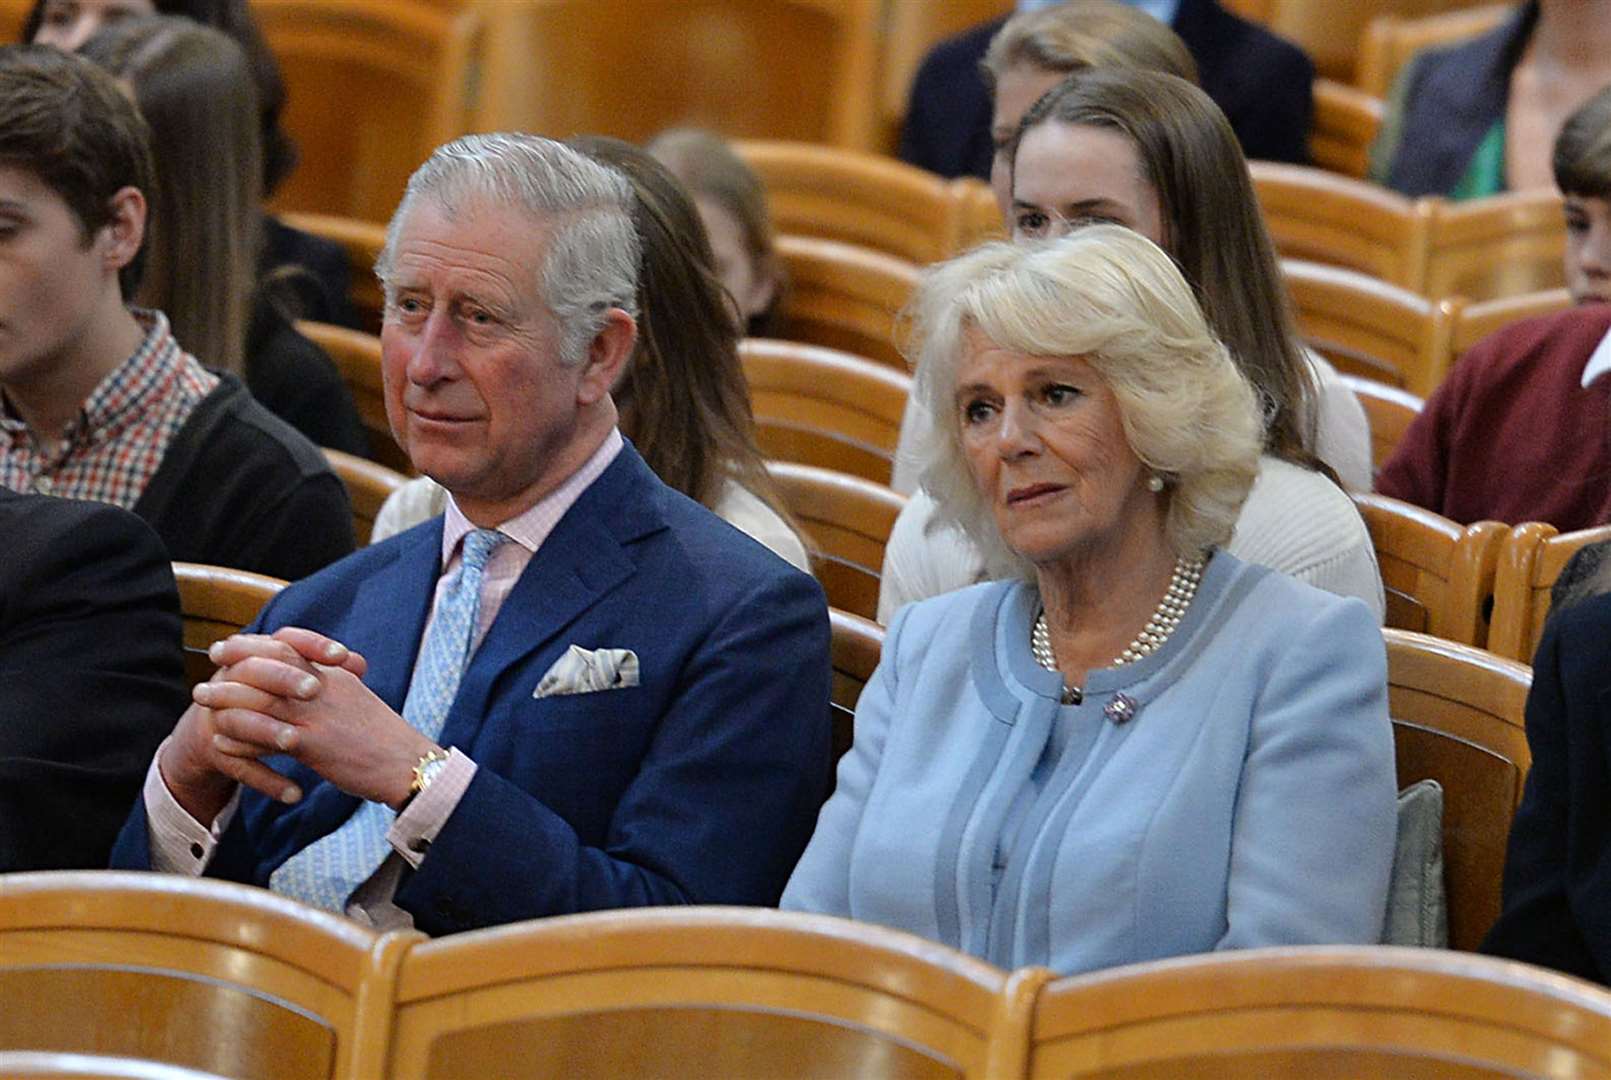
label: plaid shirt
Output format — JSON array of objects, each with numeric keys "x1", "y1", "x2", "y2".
[{"x1": 0, "y1": 310, "x2": 218, "y2": 508}]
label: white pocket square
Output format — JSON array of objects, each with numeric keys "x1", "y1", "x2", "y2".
[{"x1": 533, "y1": 645, "x2": 640, "y2": 698}]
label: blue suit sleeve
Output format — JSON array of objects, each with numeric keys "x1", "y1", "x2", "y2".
[{"x1": 1217, "y1": 597, "x2": 1397, "y2": 948}]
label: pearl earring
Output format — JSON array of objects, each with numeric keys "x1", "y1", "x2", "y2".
[{"x1": 1146, "y1": 474, "x2": 1165, "y2": 493}]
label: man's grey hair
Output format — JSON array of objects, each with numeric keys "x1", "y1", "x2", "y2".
[{"x1": 376, "y1": 132, "x2": 641, "y2": 366}]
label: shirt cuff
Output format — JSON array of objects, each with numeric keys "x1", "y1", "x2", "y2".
[
  {"x1": 387, "y1": 747, "x2": 476, "y2": 869},
  {"x1": 144, "y1": 737, "x2": 241, "y2": 875}
]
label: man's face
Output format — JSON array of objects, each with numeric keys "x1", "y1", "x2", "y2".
[
  {"x1": 380, "y1": 196, "x2": 591, "y2": 524},
  {"x1": 0, "y1": 165, "x2": 122, "y2": 389}
]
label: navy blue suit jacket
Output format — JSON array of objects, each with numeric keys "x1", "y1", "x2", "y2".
[
  {"x1": 899, "y1": 0, "x2": 1314, "y2": 179},
  {"x1": 1482, "y1": 585, "x2": 1611, "y2": 985},
  {"x1": 113, "y1": 444, "x2": 832, "y2": 935}
]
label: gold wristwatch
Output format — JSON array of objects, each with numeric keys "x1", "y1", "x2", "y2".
[{"x1": 403, "y1": 748, "x2": 450, "y2": 809}]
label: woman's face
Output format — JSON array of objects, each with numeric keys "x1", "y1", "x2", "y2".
[
  {"x1": 31, "y1": 0, "x2": 156, "y2": 50},
  {"x1": 1010, "y1": 120, "x2": 1166, "y2": 248},
  {"x1": 990, "y1": 62, "x2": 1067, "y2": 219},
  {"x1": 957, "y1": 330, "x2": 1160, "y2": 566},
  {"x1": 695, "y1": 197, "x2": 774, "y2": 325},
  {"x1": 1564, "y1": 193, "x2": 1611, "y2": 305}
]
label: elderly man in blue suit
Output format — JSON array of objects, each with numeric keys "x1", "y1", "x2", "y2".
[{"x1": 112, "y1": 134, "x2": 832, "y2": 935}]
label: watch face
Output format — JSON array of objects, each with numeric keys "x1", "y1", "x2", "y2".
[{"x1": 414, "y1": 752, "x2": 450, "y2": 794}]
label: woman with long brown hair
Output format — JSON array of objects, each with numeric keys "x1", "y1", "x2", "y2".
[{"x1": 373, "y1": 138, "x2": 808, "y2": 571}]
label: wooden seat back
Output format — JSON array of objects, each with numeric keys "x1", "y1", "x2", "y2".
[
  {"x1": 382, "y1": 907, "x2": 1046, "y2": 1080},
  {"x1": 1307, "y1": 78, "x2": 1383, "y2": 180},
  {"x1": 828, "y1": 607, "x2": 882, "y2": 767},
  {"x1": 1283, "y1": 258, "x2": 1456, "y2": 395},
  {"x1": 950, "y1": 177, "x2": 1005, "y2": 252},
  {"x1": 773, "y1": 235, "x2": 920, "y2": 371},
  {"x1": 740, "y1": 338, "x2": 911, "y2": 487},
  {"x1": 295, "y1": 321, "x2": 411, "y2": 475},
  {"x1": 479, "y1": 0, "x2": 881, "y2": 150},
  {"x1": 1421, "y1": 189, "x2": 1567, "y2": 304},
  {"x1": 1488, "y1": 523, "x2": 1611, "y2": 664},
  {"x1": 1251, "y1": 161, "x2": 1427, "y2": 285},
  {"x1": 1027, "y1": 945, "x2": 1611, "y2": 1077},
  {"x1": 765, "y1": 462, "x2": 906, "y2": 621},
  {"x1": 321, "y1": 449, "x2": 408, "y2": 546},
  {"x1": 0, "y1": 872, "x2": 417, "y2": 1080},
  {"x1": 738, "y1": 140, "x2": 961, "y2": 264},
  {"x1": 1449, "y1": 287, "x2": 1573, "y2": 371},
  {"x1": 257, "y1": 0, "x2": 482, "y2": 222},
  {"x1": 1338, "y1": 374, "x2": 1423, "y2": 477},
  {"x1": 1351, "y1": 493, "x2": 1505, "y2": 646},
  {"x1": 1384, "y1": 628, "x2": 1532, "y2": 951},
  {"x1": 172, "y1": 562, "x2": 287, "y2": 688}
]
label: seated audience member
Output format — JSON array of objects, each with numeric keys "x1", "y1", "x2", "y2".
[
  {"x1": 24, "y1": 0, "x2": 355, "y2": 327},
  {"x1": 881, "y1": 69, "x2": 1379, "y2": 623},
  {"x1": 648, "y1": 128, "x2": 781, "y2": 337},
  {"x1": 1376, "y1": 86, "x2": 1611, "y2": 529},
  {"x1": 0, "y1": 46, "x2": 352, "y2": 580},
  {"x1": 373, "y1": 136, "x2": 810, "y2": 573},
  {"x1": 111, "y1": 134, "x2": 831, "y2": 936},
  {"x1": 1483, "y1": 548, "x2": 1611, "y2": 984},
  {"x1": 81, "y1": 16, "x2": 367, "y2": 455},
  {"x1": 1371, "y1": 0, "x2": 1611, "y2": 199},
  {"x1": 783, "y1": 228, "x2": 1397, "y2": 974},
  {"x1": 1, "y1": 486, "x2": 187, "y2": 871},
  {"x1": 900, "y1": 0, "x2": 1314, "y2": 180}
]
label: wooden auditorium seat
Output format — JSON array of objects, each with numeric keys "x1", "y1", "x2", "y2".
[
  {"x1": 951, "y1": 176, "x2": 1006, "y2": 252},
  {"x1": 765, "y1": 461, "x2": 906, "y2": 622},
  {"x1": 172, "y1": 562, "x2": 287, "y2": 688},
  {"x1": 1338, "y1": 373, "x2": 1423, "y2": 477},
  {"x1": 1026, "y1": 945, "x2": 1611, "y2": 1077},
  {"x1": 255, "y1": 0, "x2": 483, "y2": 223},
  {"x1": 1250, "y1": 161, "x2": 1427, "y2": 285},
  {"x1": 1384, "y1": 627, "x2": 1532, "y2": 952},
  {"x1": 321, "y1": 448, "x2": 408, "y2": 546},
  {"x1": 1488, "y1": 522, "x2": 1611, "y2": 664},
  {"x1": 736, "y1": 140, "x2": 961, "y2": 264},
  {"x1": 1448, "y1": 287, "x2": 1574, "y2": 372},
  {"x1": 475, "y1": 0, "x2": 882, "y2": 150},
  {"x1": 739, "y1": 337, "x2": 911, "y2": 487},
  {"x1": 1356, "y1": 4, "x2": 1516, "y2": 99},
  {"x1": 379, "y1": 907, "x2": 1049, "y2": 1080},
  {"x1": 1351, "y1": 492, "x2": 1506, "y2": 647},
  {"x1": 828, "y1": 607, "x2": 882, "y2": 767},
  {"x1": 0, "y1": 1050, "x2": 233, "y2": 1079},
  {"x1": 1282, "y1": 258, "x2": 1456, "y2": 396},
  {"x1": 0, "y1": 872, "x2": 418, "y2": 1080},
  {"x1": 277, "y1": 212, "x2": 388, "y2": 333},
  {"x1": 772, "y1": 234, "x2": 920, "y2": 371},
  {"x1": 294, "y1": 321, "x2": 411, "y2": 475},
  {"x1": 1307, "y1": 78, "x2": 1383, "y2": 180},
  {"x1": 1421, "y1": 189, "x2": 1567, "y2": 304}
]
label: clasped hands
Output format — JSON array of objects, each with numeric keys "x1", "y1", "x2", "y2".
[{"x1": 159, "y1": 627, "x2": 440, "y2": 825}]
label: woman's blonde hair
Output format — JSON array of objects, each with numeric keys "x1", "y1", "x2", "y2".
[{"x1": 906, "y1": 226, "x2": 1262, "y2": 575}]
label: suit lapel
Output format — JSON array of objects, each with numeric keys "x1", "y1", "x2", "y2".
[{"x1": 441, "y1": 444, "x2": 668, "y2": 743}]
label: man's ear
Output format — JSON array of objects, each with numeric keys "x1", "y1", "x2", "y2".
[
  {"x1": 100, "y1": 186, "x2": 146, "y2": 272},
  {"x1": 576, "y1": 308, "x2": 637, "y2": 406}
]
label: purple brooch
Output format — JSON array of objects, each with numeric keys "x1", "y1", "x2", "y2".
[{"x1": 1104, "y1": 693, "x2": 1138, "y2": 725}]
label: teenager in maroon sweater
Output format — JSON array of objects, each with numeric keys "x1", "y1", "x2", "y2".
[{"x1": 1377, "y1": 303, "x2": 1611, "y2": 530}]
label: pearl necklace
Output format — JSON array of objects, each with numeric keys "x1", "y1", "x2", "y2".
[{"x1": 1031, "y1": 553, "x2": 1206, "y2": 704}]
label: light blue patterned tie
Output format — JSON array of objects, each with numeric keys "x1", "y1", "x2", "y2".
[{"x1": 270, "y1": 528, "x2": 508, "y2": 912}]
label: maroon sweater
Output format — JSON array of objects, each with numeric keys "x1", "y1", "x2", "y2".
[{"x1": 1377, "y1": 305, "x2": 1611, "y2": 530}]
